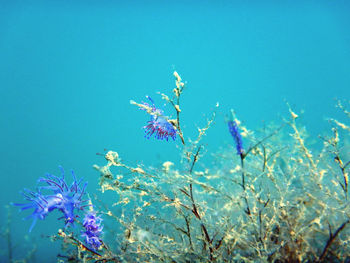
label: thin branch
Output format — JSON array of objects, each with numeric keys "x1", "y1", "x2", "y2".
[
  {"x1": 318, "y1": 219, "x2": 350, "y2": 262},
  {"x1": 243, "y1": 124, "x2": 285, "y2": 159}
]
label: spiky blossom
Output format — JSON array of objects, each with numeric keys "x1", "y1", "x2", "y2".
[
  {"x1": 13, "y1": 166, "x2": 88, "y2": 232},
  {"x1": 132, "y1": 96, "x2": 177, "y2": 141},
  {"x1": 81, "y1": 211, "x2": 103, "y2": 250},
  {"x1": 228, "y1": 120, "x2": 244, "y2": 155}
]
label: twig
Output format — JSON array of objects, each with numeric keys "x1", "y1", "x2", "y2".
[
  {"x1": 57, "y1": 229, "x2": 102, "y2": 257},
  {"x1": 190, "y1": 145, "x2": 202, "y2": 174},
  {"x1": 320, "y1": 128, "x2": 350, "y2": 199},
  {"x1": 243, "y1": 124, "x2": 285, "y2": 159},
  {"x1": 240, "y1": 156, "x2": 251, "y2": 216},
  {"x1": 318, "y1": 219, "x2": 350, "y2": 262}
]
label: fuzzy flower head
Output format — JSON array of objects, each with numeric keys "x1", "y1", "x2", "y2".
[
  {"x1": 131, "y1": 96, "x2": 177, "y2": 141},
  {"x1": 81, "y1": 210, "x2": 103, "y2": 250},
  {"x1": 13, "y1": 166, "x2": 88, "y2": 232},
  {"x1": 228, "y1": 120, "x2": 244, "y2": 155}
]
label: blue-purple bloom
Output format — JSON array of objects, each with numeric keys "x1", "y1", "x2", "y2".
[
  {"x1": 13, "y1": 166, "x2": 88, "y2": 232},
  {"x1": 140, "y1": 96, "x2": 177, "y2": 141},
  {"x1": 228, "y1": 120, "x2": 244, "y2": 155},
  {"x1": 81, "y1": 211, "x2": 103, "y2": 250}
]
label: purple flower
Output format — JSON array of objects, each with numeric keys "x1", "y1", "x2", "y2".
[
  {"x1": 138, "y1": 96, "x2": 177, "y2": 141},
  {"x1": 144, "y1": 114, "x2": 177, "y2": 141},
  {"x1": 13, "y1": 166, "x2": 88, "y2": 232},
  {"x1": 228, "y1": 120, "x2": 244, "y2": 155},
  {"x1": 81, "y1": 211, "x2": 103, "y2": 250}
]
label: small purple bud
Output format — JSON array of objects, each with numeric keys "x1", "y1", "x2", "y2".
[
  {"x1": 81, "y1": 211, "x2": 103, "y2": 250},
  {"x1": 228, "y1": 120, "x2": 244, "y2": 155}
]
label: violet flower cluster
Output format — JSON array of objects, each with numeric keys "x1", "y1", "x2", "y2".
[
  {"x1": 228, "y1": 120, "x2": 244, "y2": 155},
  {"x1": 13, "y1": 166, "x2": 88, "y2": 232},
  {"x1": 81, "y1": 211, "x2": 103, "y2": 250},
  {"x1": 138, "y1": 96, "x2": 177, "y2": 141}
]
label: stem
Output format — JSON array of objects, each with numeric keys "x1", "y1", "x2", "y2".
[
  {"x1": 240, "y1": 155, "x2": 245, "y2": 190},
  {"x1": 318, "y1": 219, "x2": 350, "y2": 262},
  {"x1": 190, "y1": 146, "x2": 202, "y2": 174},
  {"x1": 187, "y1": 148, "x2": 214, "y2": 261},
  {"x1": 334, "y1": 155, "x2": 349, "y2": 200},
  {"x1": 175, "y1": 94, "x2": 185, "y2": 146},
  {"x1": 189, "y1": 183, "x2": 214, "y2": 261},
  {"x1": 184, "y1": 215, "x2": 193, "y2": 250},
  {"x1": 240, "y1": 155, "x2": 251, "y2": 215},
  {"x1": 171, "y1": 71, "x2": 185, "y2": 146}
]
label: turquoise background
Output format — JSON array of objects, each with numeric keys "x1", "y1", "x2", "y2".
[{"x1": 0, "y1": 0, "x2": 349, "y2": 261}]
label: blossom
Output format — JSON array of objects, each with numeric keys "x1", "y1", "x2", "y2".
[
  {"x1": 13, "y1": 166, "x2": 88, "y2": 232},
  {"x1": 81, "y1": 211, "x2": 103, "y2": 250},
  {"x1": 132, "y1": 96, "x2": 177, "y2": 141},
  {"x1": 144, "y1": 113, "x2": 177, "y2": 141},
  {"x1": 228, "y1": 120, "x2": 244, "y2": 155}
]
